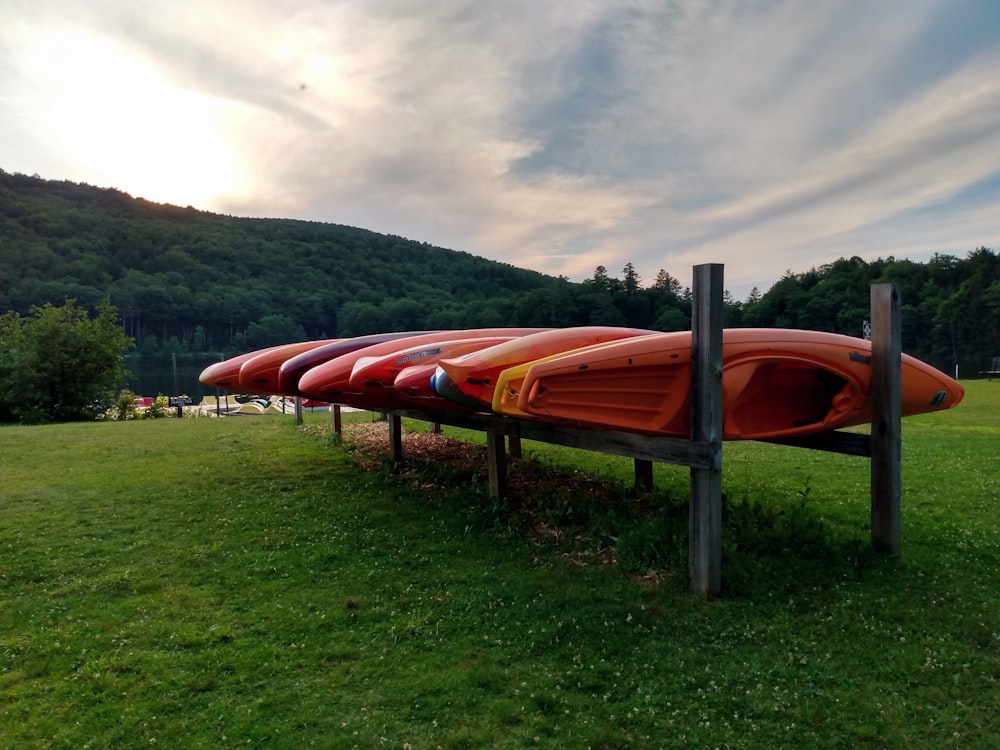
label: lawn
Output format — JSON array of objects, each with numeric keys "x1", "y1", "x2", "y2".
[{"x1": 1, "y1": 383, "x2": 997, "y2": 748}]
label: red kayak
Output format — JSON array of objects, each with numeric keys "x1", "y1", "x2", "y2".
[
  {"x1": 200, "y1": 340, "x2": 335, "y2": 393},
  {"x1": 296, "y1": 328, "x2": 547, "y2": 402}
]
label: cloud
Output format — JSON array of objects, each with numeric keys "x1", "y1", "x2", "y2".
[{"x1": 1, "y1": 0, "x2": 998, "y2": 299}]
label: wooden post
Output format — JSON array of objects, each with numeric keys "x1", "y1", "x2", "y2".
[
  {"x1": 689, "y1": 264, "x2": 724, "y2": 599},
  {"x1": 634, "y1": 458, "x2": 654, "y2": 492},
  {"x1": 508, "y1": 435, "x2": 522, "y2": 459},
  {"x1": 487, "y1": 431, "x2": 508, "y2": 499},
  {"x1": 870, "y1": 283, "x2": 902, "y2": 554},
  {"x1": 332, "y1": 404, "x2": 343, "y2": 436},
  {"x1": 389, "y1": 414, "x2": 404, "y2": 464},
  {"x1": 294, "y1": 396, "x2": 303, "y2": 425}
]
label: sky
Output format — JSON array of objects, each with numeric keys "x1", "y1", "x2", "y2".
[{"x1": 2, "y1": 0, "x2": 999, "y2": 300}]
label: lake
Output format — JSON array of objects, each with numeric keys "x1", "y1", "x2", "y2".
[{"x1": 126, "y1": 359, "x2": 218, "y2": 400}]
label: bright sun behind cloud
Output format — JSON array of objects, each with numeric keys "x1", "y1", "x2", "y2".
[{"x1": 22, "y1": 30, "x2": 247, "y2": 208}]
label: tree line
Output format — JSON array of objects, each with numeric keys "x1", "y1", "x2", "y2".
[
  {"x1": 2, "y1": 170, "x2": 997, "y2": 380},
  {"x1": 0, "y1": 170, "x2": 557, "y2": 359},
  {"x1": 491, "y1": 251, "x2": 999, "y2": 377}
]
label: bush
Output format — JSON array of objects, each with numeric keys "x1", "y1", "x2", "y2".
[
  {"x1": 142, "y1": 395, "x2": 172, "y2": 419},
  {"x1": 110, "y1": 389, "x2": 138, "y2": 421},
  {"x1": 0, "y1": 298, "x2": 133, "y2": 424}
]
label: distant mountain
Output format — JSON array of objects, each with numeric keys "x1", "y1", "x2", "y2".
[{"x1": 0, "y1": 170, "x2": 558, "y2": 356}]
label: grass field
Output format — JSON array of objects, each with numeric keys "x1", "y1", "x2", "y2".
[{"x1": 1, "y1": 383, "x2": 998, "y2": 748}]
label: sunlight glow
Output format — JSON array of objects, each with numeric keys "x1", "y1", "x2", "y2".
[{"x1": 24, "y1": 31, "x2": 247, "y2": 208}]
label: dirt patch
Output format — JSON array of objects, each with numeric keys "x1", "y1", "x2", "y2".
[
  {"x1": 301, "y1": 422, "x2": 632, "y2": 569},
  {"x1": 337, "y1": 422, "x2": 486, "y2": 472}
]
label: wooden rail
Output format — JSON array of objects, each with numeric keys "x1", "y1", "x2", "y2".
[{"x1": 980, "y1": 356, "x2": 1000, "y2": 381}]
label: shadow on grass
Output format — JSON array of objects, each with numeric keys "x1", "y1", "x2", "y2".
[{"x1": 336, "y1": 427, "x2": 893, "y2": 600}]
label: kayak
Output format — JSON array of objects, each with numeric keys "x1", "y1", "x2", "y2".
[
  {"x1": 498, "y1": 328, "x2": 964, "y2": 439},
  {"x1": 435, "y1": 326, "x2": 656, "y2": 409}
]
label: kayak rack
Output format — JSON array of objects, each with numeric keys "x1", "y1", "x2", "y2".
[{"x1": 320, "y1": 265, "x2": 902, "y2": 600}]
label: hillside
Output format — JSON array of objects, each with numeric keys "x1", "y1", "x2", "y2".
[
  {"x1": 2, "y1": 169, "x2": 997, "y2": 375},
  {"x1": 0, "y1": 170, "x2": 557, "y2": 355}
]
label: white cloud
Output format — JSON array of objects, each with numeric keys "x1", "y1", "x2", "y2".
[{"x1": 1, "y1": 0, "x2": 998, "y2": 298}]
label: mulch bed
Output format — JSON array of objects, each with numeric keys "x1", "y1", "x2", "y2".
[{"x1": 299, "y1": 421, "x2": 629, "y2": 569}]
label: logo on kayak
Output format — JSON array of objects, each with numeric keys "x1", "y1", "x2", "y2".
[
  {"x1": 930, "y1": 390, "x2": 947, "y2": 408},
  {"x1": 395, "y1": 347, "x2": 443, "y2": 365}
]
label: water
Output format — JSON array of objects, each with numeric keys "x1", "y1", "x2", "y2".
[{"x1": 126, "y1": 360, "x2": 216, "y2": 400}]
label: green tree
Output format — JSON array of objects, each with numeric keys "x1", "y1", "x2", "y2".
[
  {"x1": 0, "y1": 298, "x2": 134, "y2": 424},
  {"x1": 622, "y1": 262, "x2": 641, "y2": 294},
  {"x1": 383, "y1": 298, "x2": 426, "y2": 331},
  {"x1": 654, "y1": 307, "x2": 689, "y2": 331},
  {"x1": 652, "y1": 269, "x2": 683, "y2": 295},
  {"x1": 586, "y1": 265, "x2": 623, "y2": 295},
  {"x1": 244, "y1": 314, "x2": 303, "y2": 349},
  {"x1": 586, "y1": 292, "x2": 628, "y2": 326},
  {"x1": 338, "y1": 302, "x2": 391, "y2": 337}
]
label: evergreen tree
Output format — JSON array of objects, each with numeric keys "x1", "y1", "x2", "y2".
[
  {"x1": 622, "y1": 262, "x2": 641, "y2": 294},
  {"x1": 652, "y1": 269, "x2": 683, "y2": 295}
]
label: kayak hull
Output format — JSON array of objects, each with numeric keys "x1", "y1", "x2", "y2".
[
  {"x1": 296, "y1": 329, "x2": 547, "y2": 402},
  {"x1": 237, "y1": 340, "x2": 339, "y2": 395},
  {"x1": 437, "y1": 326, "x2": 656, "y2": 408},
  {"x1": 201, "y1": 340, "x2": 334, "y2": 393},
  {"x1": 505, "y1": 329, "x2": 963, "y2": 439}
]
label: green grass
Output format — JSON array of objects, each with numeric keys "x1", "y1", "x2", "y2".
[{"x1": 1, "y1": 384, "x2": 998, "y2": 748}]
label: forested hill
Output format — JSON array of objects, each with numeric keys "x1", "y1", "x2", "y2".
[
  {"x1": 2, "y1": 169, "x2": 997, "y2": 375},
  {"x1": 742, "y1": 251, "x2": 999, "y2": 376},
  {"x1": 0, "y1": 170, "x2": 557, "y2": 354}
]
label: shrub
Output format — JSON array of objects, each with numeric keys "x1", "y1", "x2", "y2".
[
  {"x1": 142, "y1": 395, "x2": 172, "y2": 419},
  {"x1": 0, "y1": 298, "x2": 133, "y2": 424},
  {"x1": 111, "y1": 389, "x2": 138, "y2": 421}
]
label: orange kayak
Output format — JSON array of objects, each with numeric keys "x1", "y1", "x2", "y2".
[
  {"x1": 435, "y1": 327, "x2": 656, "y2": 409},
  {"x1": 497, "y1": 329, "x2": 963, "y2": 439}
]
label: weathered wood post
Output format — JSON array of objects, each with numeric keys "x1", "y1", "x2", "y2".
[
  {"x1": 294, "y1": 396, "x2": 303, "y2": 425},
  {"x1": 870, "y1": 283, "x2": 902, "y2": 554},
  {"x1": 634, "y1": 458, "x2": 654, "y2": 492},
  {"x1": 508, "y1": 435, "x2": 522, "y2": 459},
  {"x1": 331, "y1": 404, "x2": 343, "y2": 436},
  {"x1": 389, "y1": 414, "x2": 404, "y2": 463},
  {"x1": 487, "y1": 431, "x2": 508, "y2": 499},
  {"x1": 689, "y1": 264, "x2": 724, "y2": 599}
]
